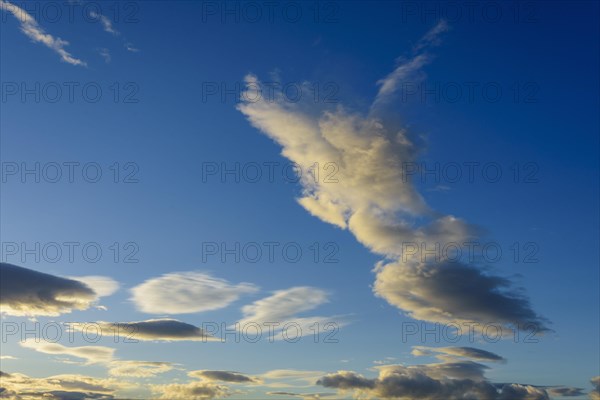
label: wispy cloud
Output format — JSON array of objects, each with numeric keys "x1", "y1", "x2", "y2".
[
  {"x1": 90, "y1": 11, "x2": 119, "y2": 36},
  {"x1": 124, "y1": 42, "x2": 140, "y2": 52},
  {"x1": 412, "y1": 346, "x2": 506, "y2": 362},
  {"x1": 238, "y1": 287, "x2": 345, "y2": 340},
  {"x1": 98, "y1": 47, "x2": 111, "y2": 63},
  {"x1": 373, "y1": 20, "x2": 449, "y2": 108},
  {"x1": 20, "y1": 340, "x2": 115, "y2": 364},
  {"x1": 130, "y1": 272, "x2": 258, "y2": 314},
  {"x1": 0, "y1": 0, "x2": 86, "y2": 66},
  {"x1": 108, "y1": 360, "x2": 175, "y2": 378}
]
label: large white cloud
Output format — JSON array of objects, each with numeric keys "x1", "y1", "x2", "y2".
[
  {"x1": 236, "y1": 21, "x2": 548, "y2": 334},
  {"x1": 130, "y1": 272, "x2": 257, "y2": 314}
]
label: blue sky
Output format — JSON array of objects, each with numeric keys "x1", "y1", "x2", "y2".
[{"x1": 1, "y1": 1, "x2": 599, "y2": 399}]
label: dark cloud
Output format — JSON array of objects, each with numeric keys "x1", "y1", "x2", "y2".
[
  {"x1": 37, "y1": 391, "x2": 115, "y2": 400},
  {"x1": 317, "y1": 371, "x2": 376, "y2": 390},
  {"x1": 413, "y1": 346, "x2": 506, "y2": 362},
  {"x1": 374, "y1": 261, "x2": 550, "y2": 333},
  {"x1": 191, "y1": 370, "x2": 258, "y2": 383},
  {"x1": 318, "y1": 364, "x2": 555, "y2": 400},
  {"x1": 74, "y1": 319, "x2": 216, "y2": 342},
  {"x1": 0, "y1": 262, "x2": 96, "y2": 316}
]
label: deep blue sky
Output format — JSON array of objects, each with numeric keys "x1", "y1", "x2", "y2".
[{"x1": 1, "y1": 1, "x2": 598, "y2": 399}]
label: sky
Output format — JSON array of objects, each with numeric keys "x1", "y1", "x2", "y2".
[{"x1": 0, "y1": 1, "x2": 599, "y2": 399}]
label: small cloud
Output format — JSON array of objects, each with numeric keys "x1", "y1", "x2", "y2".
[
  {"x1": 0, "y1": 0, "x2": 86, "y2": 66},
  {"x1": 189, "y1": 370, "x2": 260, "y2": 384},
  {"x1": 90, "y1": 11, "x2": 119, "y2": 35},
  {"x1": 124, "y1": 42, "x2": 140, "y2": 52},
  {"x1": 109, "y1": 360, "x2": 175, "y2": 378},
  {"x1": 412, "y1": 346, "x2": 506, "y2": 362},
  {"x1": 20, "y1": 339, "x2": 115, "y2": 364},
  {"x1": 98, "y1": 48, "x2": 111, "y2": 63}
]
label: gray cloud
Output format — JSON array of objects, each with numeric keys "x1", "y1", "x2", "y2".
[
  {"x1": 0, "y1": 263, "x2": 116, "y2": 317},
  {"x1": 374, "y1": 260, "x2": 549, "y2": 333},
  {"x1": 412, "y1": 346, "x2": 505, "y2": 362},
  {"x1": 73, "y1": 319, "x2": 218, "y2": 342},
  {"x1": 190, "y1": 370, "x2": 258, "y2": 383},
  {"x1": 318, "y1": 365, "x2": 553, "y2": 400}
]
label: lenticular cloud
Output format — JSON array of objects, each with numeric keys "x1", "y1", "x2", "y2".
[{"x1": 237, "y1": 21, "x2": 548, "y2": 334}]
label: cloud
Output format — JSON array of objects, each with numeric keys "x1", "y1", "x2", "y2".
[
  {"x1": 72, "y1": 319, "x2": 218, "y2": 342},
  {"x1": 591, "y1": 376, "x2": 600, "y2": 400},
  {"x1": 547, "y1": 386, "x2": 585, "y2": 397},
  {"x1": 0, "y1": 263, "x2": 116, "y2": 317},
  {"x1": 151, "y1": 381, "x2": 230, "y2": 400},
  {"x1": 190, "y1": 370, "x2": 259, "y2": 384},
  {"x1": 131, "y1": 271, "x2": 258, "y2": 314},
  {"x1": 0, "y1": 0, "x2": 86, "y2": 66},
  {"x1": 0, "y1": 355, "x2": 18, "y2": 360},
  {"x1": 238, "y1": 287, "x2": 344, "y2": 340},
  {"x1": 267, "y1": 391, "x2": 337, "y2": 399},
  {"x1": 67, "y1": 275, "x2": 119, "y2": 297},
  {"x1": 108, "y1": 361, "x2": 174, "y2": 378},
  {"x1": 0, "y1": 370, "x2": 130, "y2": 399},
  {"x1": 374, "y1": 20, "x2": 448, "y2": 108},
  {"x1": 317, "y1": 363, "x2": 553, "y2": 400},
  {"x1": 373, "y1": 260, "x2": 549, "y2": 333},
  {"x1": 236, "y1": 21, "x2": 548, "y2": 335},
  {"x1": 20, "y1": 340, "x2": 115, "y2": 364},
  {"x1": 90, "y1": 11, "x2": 119, "y2": 35},
  {"x1": 260, "y1": 370, "x2": 327, "y2": 389},
  {"x1": 124, "y1": 42, "x2": 140, "y2": 52},
  {"x1": 98, "y1": 48, "x2": 111, "y2": 63},
  {"x1": 411, "y1": 346, "x2": 505, "y2": 362}
]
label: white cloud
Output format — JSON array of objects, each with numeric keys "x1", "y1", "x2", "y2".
[
  {"x1": 90, "y1": 11, "x2": 119, "y2": 35},
  {"x1": 236, "y1": 22, "x2": 548, "y2": 334},
  {"x1": 125, "y1": 42, "x2": 140, "y2": 52},
  {"x1": 68, "y1": 275, "x2": 119, "y2": 297},
  {"x1": 238, "y1": 287, "x2": 344, "y2": 340},
  {"x1": 0, "y1": 0, "x2": 86, "y2": 66},
  {"x1": 108, "y1": 360, "x2": 175, "y2": 378},
  {"x1": 20, "y1": 340, "x2": 115, "y2": 364},
  {"x1": 131, "y1": 272, "x2": 257, "y2": 314}
]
